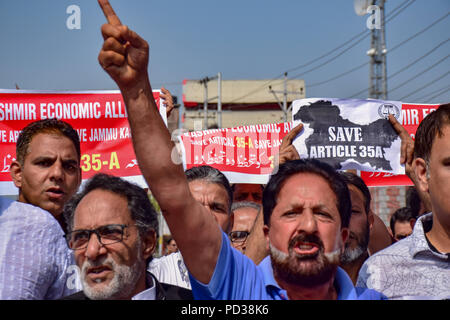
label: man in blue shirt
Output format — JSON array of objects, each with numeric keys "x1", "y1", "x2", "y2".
[
  {"x1": 189, "y1": 161, "x2": 384, "y2": 300},
  {"x1": 96, "y1": 0, "x2": 384, "y2": 300}
]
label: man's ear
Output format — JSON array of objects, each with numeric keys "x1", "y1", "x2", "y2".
[
  {"x1": 340, "y1": 227, "x2": 350, "y2": 247},
  {"x1": 142, "y1": 230, "x2": 157, "y2": 260},
  {"x1": 227, "y1": 212, "x2": 234, "y2": 234},
  {"x1": 263, "y1": 224, "x2": 270, "y2": 252},
  {"x1": 414, "y1": 157, "x2": 429, "y2": 194},
  {"x1": 409, "y1": 218, "x2": 416, "y2": 230},
  {"x1": 368, "y1": 210, "x2": 375, "y2": 231},
  {"x1": 76, "y1": 167, "x2": 82, "y2": 189},
  {"x1": 10, "y1": 160, "x2": 23, "y2": 188}
]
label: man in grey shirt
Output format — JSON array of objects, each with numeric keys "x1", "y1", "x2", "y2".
[{"x1": 357, "y1": 104, "x2": 450, "y2": 299}]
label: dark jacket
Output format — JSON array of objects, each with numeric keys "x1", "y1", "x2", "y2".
[{"x1": 61, "y1": 272, "x2": 193, "y2": 300}]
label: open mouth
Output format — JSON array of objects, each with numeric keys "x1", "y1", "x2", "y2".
[
  {"x1": 294, "y1": 241, "x2": 320, "y2": 256},
  {"x1": 86, "y1": 266, "x2": 112, "y2": 281},
  {"x1": 46, "y1": 187, "x2": 65, "y2": 198}
]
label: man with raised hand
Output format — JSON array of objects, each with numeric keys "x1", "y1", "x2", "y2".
[
  {"x1": 96, "y1": 0, "x2": 384, "y2": 300},
  {"x1": 357, "y1": 105, "x2": 450, "y2": 299}
]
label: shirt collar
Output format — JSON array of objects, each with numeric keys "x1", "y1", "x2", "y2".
[
  {"x1": 409, "y1": 213, "x2": 433, "y2": 257},
  {"x1": 260, "y1": 256, "x2": 358, "y2": 300},
  {"x1": 131, "y1": 272, "x2": 156, "y2": 300},
  {"x1": 259, "y1": 256, "x2": 289, "y2": 299},
  {"x1": 334, "y1": 267, "x2": 358, "y2": 300}
]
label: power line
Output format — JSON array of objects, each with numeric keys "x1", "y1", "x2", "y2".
[
  {"x1": 346, "y1": 13, "x2": 450, "y2": 98},
  {"x1": 384, "y1": 0, "x2": 416, "y2": 23},
  {"x1": 389, "y1": 54, "x2": 450, "y2": 93},
  {"x1": 307, "y1": 61, "x2": 368, "y2": 88},
  {"x1": 426, "y1": 87, "x2": 450, "y2": 102},
  {"x1": 305, "y1": 11, "x2": 448, "y2": 91},
  {"x1": 414, "y1": 84, "x2": 450, "y2": 101},
  {"x1": 346, "y1": 86, "x2": 369, "y2": 99},
  {"x1": 304, "y1": 2, "x2": 444, "y2": 90},
  {"x1": 226, "y1": 0, "x2": 416, "y2": 103},
  {"x1": 290, "y1": 33, "x2": 368, "y2": 80},
  {"x1": 389, "y1": 12, "x2": 449, "y2": 53},
  {"x1": 389, "y1": 38, "x2": 450, "y2": 79},
  {"x1": 287, "y1": 0, "x2": 412, "y2": 75},
  {"x1": 290, "y1": 0, "x2": 416, "y2": 81},
  {"x1": 399, "y1": 70, "x2": 450, "y2": 100}
]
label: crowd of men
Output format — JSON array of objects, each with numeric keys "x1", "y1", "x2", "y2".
[{"x1": 0, "y1": 0, "x2": 448, "y2": 300}]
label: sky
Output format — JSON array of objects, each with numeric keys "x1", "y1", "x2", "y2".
[{"x1": 0, "y1": 0, "x2": 448, "y2": 107}]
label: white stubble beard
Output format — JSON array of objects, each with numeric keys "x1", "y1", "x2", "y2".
[{"x1": 80, "y1": 242, "x2": 145, "y2": 300}]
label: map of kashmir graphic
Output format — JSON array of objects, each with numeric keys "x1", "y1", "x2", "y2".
[{"x1": 293, "y1": 100, "x2": 399, "y2": 171}]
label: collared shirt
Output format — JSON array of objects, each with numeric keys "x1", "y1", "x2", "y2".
[
  {"x1": 357, "y1": 213, "x2": 450, "y2": 300},
  {"x1": 132, "y1": 273, "x2": 156, "y2": 300},
  {"x1": 148, "y1": 251, "x2": 191, "y2": 290},
  {"x1": 189, "y1": 231, "x2": 385, "y2": 300},
  {"x1": 0, "y1": 197, "x2": 76, "y2": 299}
]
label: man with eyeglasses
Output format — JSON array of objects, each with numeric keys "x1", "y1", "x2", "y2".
[
  {"x1": 390, "y1": 207, "x2": 415, "y2": 242},
  {"x1": 148, "y1": 165, "x2": 233, "y2": 290},
  {"x1": 229, "y1": 202, "x2": 261, "y2": 252},
  {"x1": 229, "y1": 201, "x2": 269, "y2": 265},
  {"x1": 62, "y1": 173, "x2": 192, "y2": 300}
]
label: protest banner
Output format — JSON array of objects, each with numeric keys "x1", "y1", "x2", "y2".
[
  {"x1": 360, "y1": 102, "x2": 439, "y2": 186},
  {"x1": 292, "y1": 98, "x2": 405, "y2": 174},
  {"x1": 177, "y1": 99, "x2": 440, "y2": 187},
  {"x1": 178, "y1": 122, "x2": 292, "y2": 184},
  {"x1": 0, "y1": 89, "x2": 167, "y2": 195},
  {"x1": 291, "y1": 98, "x2": 440, "y2": 186}
]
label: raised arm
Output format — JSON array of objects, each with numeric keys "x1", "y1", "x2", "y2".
[{"x1": 97, "y1": 0, "x2": 221, "y2": 283}]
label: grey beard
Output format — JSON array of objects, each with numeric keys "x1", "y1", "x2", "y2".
[
  {"x1": 269, "y1": 242, "x2": 340, "y2": 288},
  {"x1": 341, "y1": 223, "x2": 370, "y2": 264},
  {"x1": 340, "y1": 246, "x2": 366, "y2": 264},
  {"x1": 81, "y1": 243, "x2": 144, "y2": 300}
]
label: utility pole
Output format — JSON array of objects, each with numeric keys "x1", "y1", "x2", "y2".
[
  {"x1": 202, "y1": 78, "x2": 208, "y2": 129},
  {"x1": 217, "y1": 72, "x2": 222, "y2": 128},
  {"x1": 198, "y1": 73, "x2": 222, "y2": 129},
  {"x1": 269, "y1": 72, "x2": 302, "y2": 122}
]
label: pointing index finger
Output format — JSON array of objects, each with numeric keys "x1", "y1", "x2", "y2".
[
  {"x1": 281, "y1": 122, "x2": 304, "y2": 148},
  {"x1": 98, "y1": 0, "x2": 122, "y2": 26},
  {"x1": 388, "y1": 114, "x2": 407, "y2": 138}
]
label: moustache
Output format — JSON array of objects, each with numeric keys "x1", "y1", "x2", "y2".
[{"x1": 289, "y1": 233, "x2": 324, "y2": 258}]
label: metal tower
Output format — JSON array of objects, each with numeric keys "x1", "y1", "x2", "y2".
[{"x1": 366, "y1": 0, "x2": 388, "y2": 99}]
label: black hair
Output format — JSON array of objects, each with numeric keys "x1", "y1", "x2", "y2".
[
  {"x1": 63, "y1": 173, "x2": 158, "y2": 239},
  {"x1": 339, "y1": 171, "x2": 371, "y2": 215},
  {"x1": 414, "y1": 103, "x2": 450, "y2": 162},
  {"x1": 16, "y1": 119, "x2": 81, "y2": 165},
  {"x1": 185, "y1": 165, "x2": 233, "y2": 214},
  {"x1": 262, "y1": 159, "x2": 351, "y2": 228},
  {"x1": 405, "y1": 186, "x2": 421, "y2": 219},
  {"x1": 390, "y1": 207, "x2": 414, "y2": 236}
]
